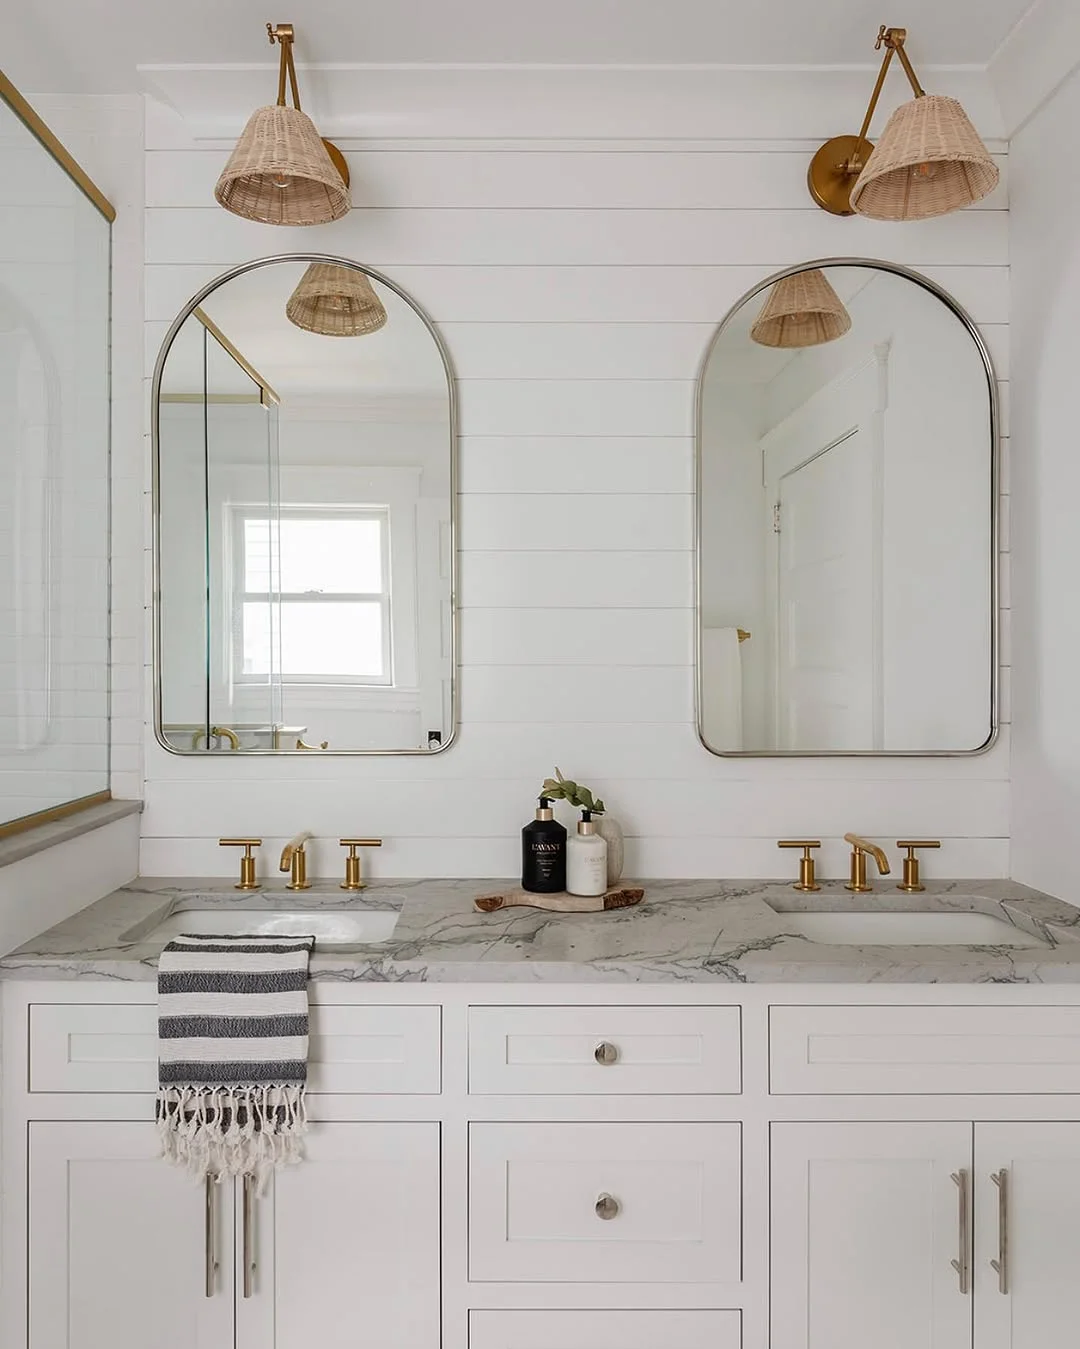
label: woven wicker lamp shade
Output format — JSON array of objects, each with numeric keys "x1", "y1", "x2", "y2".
[
  {"x1": 850, "y1": 95, "x2": 999, "y2": 221},
  {"x1": 214, "y1": 24, "x2": 350, "y2": 227},
  {"x1": 751, "y1": 270, "x2": 852, "y2": 349},
  {"x1": 286, "y1": 264, "x2": 388, "y2": 336}
]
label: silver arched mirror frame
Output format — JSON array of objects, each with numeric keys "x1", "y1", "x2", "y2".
[
  {"x1": 151, "y1": 252, "x2": 458, "y2": 756},
  {"x1": 694, "y1": 256, "x2": 999, "y2": 758}
]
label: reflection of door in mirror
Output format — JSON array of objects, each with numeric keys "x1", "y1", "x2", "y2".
[
  {"x1": 155, "y1": 258, "x2": 455, "y2": 755},
  {"x1": 698, "y1": 262, "x2": 994, "y2": 757}
]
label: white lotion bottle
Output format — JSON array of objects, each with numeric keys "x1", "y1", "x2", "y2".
[{"x1": 567, "y1": 810, "x2": 609, "y2": 897}]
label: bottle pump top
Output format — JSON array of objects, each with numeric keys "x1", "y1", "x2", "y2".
[
  {"x1": 536, "y1": 796, "x2": 554, "y2": 821},
  {"x1": 578, "y1": 809, "x2": 596, "y2": 835}
]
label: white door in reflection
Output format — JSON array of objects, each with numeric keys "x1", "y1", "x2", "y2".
[{"x1": 774, "y1": 430, "x2": 877, "y2": 751}]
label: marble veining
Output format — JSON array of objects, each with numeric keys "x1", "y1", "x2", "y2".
[{"x1": 4, "y1": 877, "x2": 1080, "y2": 983}]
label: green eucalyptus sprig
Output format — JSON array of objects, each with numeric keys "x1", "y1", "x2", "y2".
[{"x1": 540, "y1": 767, "x2": 606, "y2": 816}]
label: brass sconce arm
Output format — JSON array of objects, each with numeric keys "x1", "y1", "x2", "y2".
[
  {"x1": 268, "y1": 23, "x2": 302, "y2": 111},
  {"x1": 846, "y1": 28, "x2": 924, "y2": 173}
]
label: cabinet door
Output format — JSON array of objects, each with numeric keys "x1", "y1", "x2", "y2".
[
  {"x1": 976, "y1": 1122, "x2": 1080, "y2": 1348},
  {"x1": 237, "y1": 1122, "x2": 440, "y2": 1349},
  {"x1": 29, "y1": 1122, "x2": 233, "y2": 1349},
  {"x1": 771, "y1": 1122, "x2": 973, "y2": 1349}
]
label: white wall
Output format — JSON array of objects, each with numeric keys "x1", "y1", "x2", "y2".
[
  {"x1": 1009, "y1": 63, "x2": 1080, "y2": 900},
  {"x1": 140, "y1": 84, "x2": 1011, "y2": 882}
]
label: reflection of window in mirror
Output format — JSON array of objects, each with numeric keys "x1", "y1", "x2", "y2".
[{"x1": 233, "y1": 507, "x2": 393, "y2": 686}]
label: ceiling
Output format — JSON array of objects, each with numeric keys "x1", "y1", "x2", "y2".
[{"x1": 10, "y1": 0, "x2": 1036, "y2": 95}]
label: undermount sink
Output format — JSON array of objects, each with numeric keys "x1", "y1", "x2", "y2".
[
  {"x1": 775, "y1": 910, "x2": 1046, "y2": 948},
  {"x1": 135, "y1": 908, "x2": 401, "y2": 946}
]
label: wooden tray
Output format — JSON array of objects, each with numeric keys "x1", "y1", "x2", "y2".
[{"x1": 474, "y1": 886, "x2": 645, "y2": 914}]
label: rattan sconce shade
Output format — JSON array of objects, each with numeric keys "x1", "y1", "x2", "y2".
[
  {"x1": 286, "y1": 264, "x2": 388, "y2": 336},
  {"x1": 850, "y1": 94, "x2": 999, "y2": 221},
  {"x1": 751, "y1": 270, "x2": 852, "y2": 349},
  {"x1": 215, "y1": 104, "x2": 350, "y2": 226}
]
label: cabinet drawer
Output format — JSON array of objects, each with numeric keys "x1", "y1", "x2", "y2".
[
  {"x1": 470, "y1": 1310, "x2": 741, "y2": 1349},
  {"x1": 468, "y1": 1005, "x2": 741, "y2": 1094},
  {"x1": 469, "y1": 1122, "x2": 741, "y2": 1283},
  {"x1": 29, "y1": 1003, "x2": 441, "y2": 1094},
  {"x1": 771, "y1": 1005, "x2": 1080, "y2": 1094}
]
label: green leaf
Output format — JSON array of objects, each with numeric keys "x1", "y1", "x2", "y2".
[{"x1": 594, "y1": 799, "x2": 606, "y2": 815}]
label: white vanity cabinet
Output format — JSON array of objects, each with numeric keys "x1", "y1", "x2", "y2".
[
  {"x1": 28, "y1": 1119, "x2": 440, "y2": 1349},
  {"x1": 11, "y1": 983, "x2": 1080, "y2": 1349},
  {"x1": 29, "y1": 1121, "x2": 235, "y2": 1349}
]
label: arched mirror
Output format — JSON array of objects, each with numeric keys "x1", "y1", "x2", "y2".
[
  {"x1": 697, "y1": 259, "x2": 996, "y2": 757},
  {"x1": 153, "y1": 255, "x2": 456, "y2": 755}
]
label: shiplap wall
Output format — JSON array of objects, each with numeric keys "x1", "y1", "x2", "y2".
[{"x1": 139, "y1": 88, "x2": 1011, "y2": 881}]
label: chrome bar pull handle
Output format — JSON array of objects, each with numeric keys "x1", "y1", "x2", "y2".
[
  {"x1": 950, "y1": 1169, "x2": 971, "y2": 1295},
  {"x1": 990, "y1": 1169, "x2": 1009, "y2": 1295},
  {"x1": 242, "y1": 1173, "x2": 256, "y2": 1299},
  {"x1": 204, "y1": 1174, "x2": 218, "y2": 1298}
]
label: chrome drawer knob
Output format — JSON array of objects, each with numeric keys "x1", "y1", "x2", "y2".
[
  {"x1": 594, "y1": 1041, "x2": 619, "y2": 1066},
  {"x1": 595, "y1": 1193, "x2": 620, "y2": 1221}
]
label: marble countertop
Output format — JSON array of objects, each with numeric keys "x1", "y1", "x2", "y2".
[{"x1": 4, "y1": 877, "x2": 1080, "y2": 983}]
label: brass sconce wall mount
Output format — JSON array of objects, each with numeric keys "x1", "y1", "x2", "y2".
[{"x1": 808, "y1": 24, "x2": 999, "y2": 221}]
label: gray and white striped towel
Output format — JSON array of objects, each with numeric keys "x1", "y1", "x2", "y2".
[{"x1": 157, "y1": 932, "x2": 315, "y2": 1183}]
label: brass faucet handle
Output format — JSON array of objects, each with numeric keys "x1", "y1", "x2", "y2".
[
  {"x1": 897, "y1": 840, "x2": 941, "y2": 893},
  {"x1": 219, "y1": 838, "x2": 262, "y2": 891},
  {"x1": 778, "y1": 840, "x2": 822, "y2": 892},
  {"x1": 339, "y1": 838, "x2": 383, "y2": 892}
]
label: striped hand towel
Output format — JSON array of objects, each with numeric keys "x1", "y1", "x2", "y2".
[{"x1": 157, "y1": 932, "x2": 315, "y2": 1183}]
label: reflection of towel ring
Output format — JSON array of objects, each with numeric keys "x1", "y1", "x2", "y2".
[
  {"x1": 192, "y1": 725, "x2": 241, "y2": 750},
  {"x1": 296, "y1": 737, "x2": 330, "y2": 751}
]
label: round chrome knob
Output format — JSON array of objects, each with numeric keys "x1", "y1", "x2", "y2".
[
  {"x1": 594, "y1": 1041, "x2": 619, "y2": 1066},
  {"x1": 595, "y1": 1193, "x2": 620, "y2": 1221}
]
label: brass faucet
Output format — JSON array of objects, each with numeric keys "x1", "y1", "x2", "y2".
[
  {"x1": 280, "y1": 831, "x2": 314, "y2": 891},
  {"x1": 843, "y1": 833, "x2": 891, "y2": 893}
]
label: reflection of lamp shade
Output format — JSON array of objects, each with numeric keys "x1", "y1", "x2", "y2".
[
  {"x1": 750, "y1": 270, "x2": 852, "y2": 349},
  {"x1": 214, "y1": 105, "x2": 350, "y2": 226},
  {"x1": 285, "y1": 264, "x2": 388, "y2": 336},
  {"x1": 850, "y1": 95, "x2": 999, "y2": 221}
]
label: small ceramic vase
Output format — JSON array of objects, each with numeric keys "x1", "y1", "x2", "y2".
[{"x1": 595, "y1": 814, "x2": 624, "y2": 886}]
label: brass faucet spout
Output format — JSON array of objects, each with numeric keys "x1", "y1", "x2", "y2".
[
  {"x1": 279, "y1": 830, "x2": 314, "y2": 873},
  {"x1": 844, "y1": 833, "x2": 891, "y2": 875}
]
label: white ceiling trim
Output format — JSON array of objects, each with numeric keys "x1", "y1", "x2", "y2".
[
  {"x1": 988, "y1": 0, "x2": 1080, "y2": 135},
  {"x1": 141, "y1": 65, "x2": 1005, "y2": 146}
]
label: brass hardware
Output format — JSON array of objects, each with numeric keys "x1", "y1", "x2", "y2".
[
  {"x1": 204, "y1": 1174, "x2": 218, "y2": 1298},
  {"x1": 808, "y1": 26, "x2": 926, "y2": 216},
  {"x1": 296, "y1": 738, "x2": 330, "y2": 751},
  {"x1": 778, "y1": 840, "x2": 822, "y2": 892},
  {"x1": 595, "y1": 1193, "x2": 620, "y2": 1220},
  {"x1": 950, "y1": 1169, "x2": 971, "y2": 1295},
  {"x1": 220, "y1": 838, "x2": 262, "y2": 891},
  {"x1": 339, "y1": 837, "x2": 383, "y2": 891},
  {"x1": 192, "y1": 309, "x2": 280, "y2": 407},
  {"x1": 843, "y1": 833, "x2": 891, "y2": 892},
  {"x1": 280, "y1": 831, "x2": 314, "y2": 890},
  {"x1": 896, "y1": 839, "x2": 941, "y2": 892},
  {"x1": 266, "y1": 22, "x2": 351, "y2": 189},
  {"x1": 242, "y1": 1173, "x2": 256, "y2": 1299},
  {"x1": 737, "y1": 628, "x2": 751, "y2": 643},
  {"x1": 990, "y1": 1169, "x2": 1009, "y2": 1295},
  {"x1": 594, "y1": 1041, "x2": 619, "y2": 1066},
  {"x1": 0, "y1": 789, "x2": 112, "y2": 843},
  {"x1": 192, "y1": 724, "x2": 241, "y2": 751},
  {"x1": 0, "y1": 70, "x2": 116, "y2": 222}
]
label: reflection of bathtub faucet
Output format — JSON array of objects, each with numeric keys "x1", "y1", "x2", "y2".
[{"x1": 192, "y1": 725, "x2": 241, "y2": 751}]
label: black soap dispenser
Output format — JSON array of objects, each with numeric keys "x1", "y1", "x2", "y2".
[{"x1": 521, "y1": 796, "x2": 567, "y2": 893}]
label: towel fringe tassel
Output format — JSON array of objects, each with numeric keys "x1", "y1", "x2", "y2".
[{"x1": 157, "y1": 1083, "x2": 308, "y2": 1189}]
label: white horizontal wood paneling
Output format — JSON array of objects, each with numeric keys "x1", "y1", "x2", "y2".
[
  {"x1": 146, "y1": 149, "x2": 1010, "y2": 212},
  {"x1": 145, "y1": 262, "x2": 1011, "y2": 326},
  {"x1": 146, "y1": 205, "x2": 1008, "y2": 268},
  {"x1": 141, "y1": 127, "x2": 1010, "y2": 881},
  {"x1": 469, "y1": 1310, "x2": 742, "y2": 1349}
]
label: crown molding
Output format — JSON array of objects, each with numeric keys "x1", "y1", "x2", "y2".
[{"x1": 140, "y1": 64, "x2": 1005, "y2": 146}]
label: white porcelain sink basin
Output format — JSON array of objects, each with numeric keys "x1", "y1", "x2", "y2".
[
  {"x1": 777, "y1": 910, "x2": 1045, "y2": 948},
  {"x1": 141, "y1": 908, "x2": 401, "y2": 946}
]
